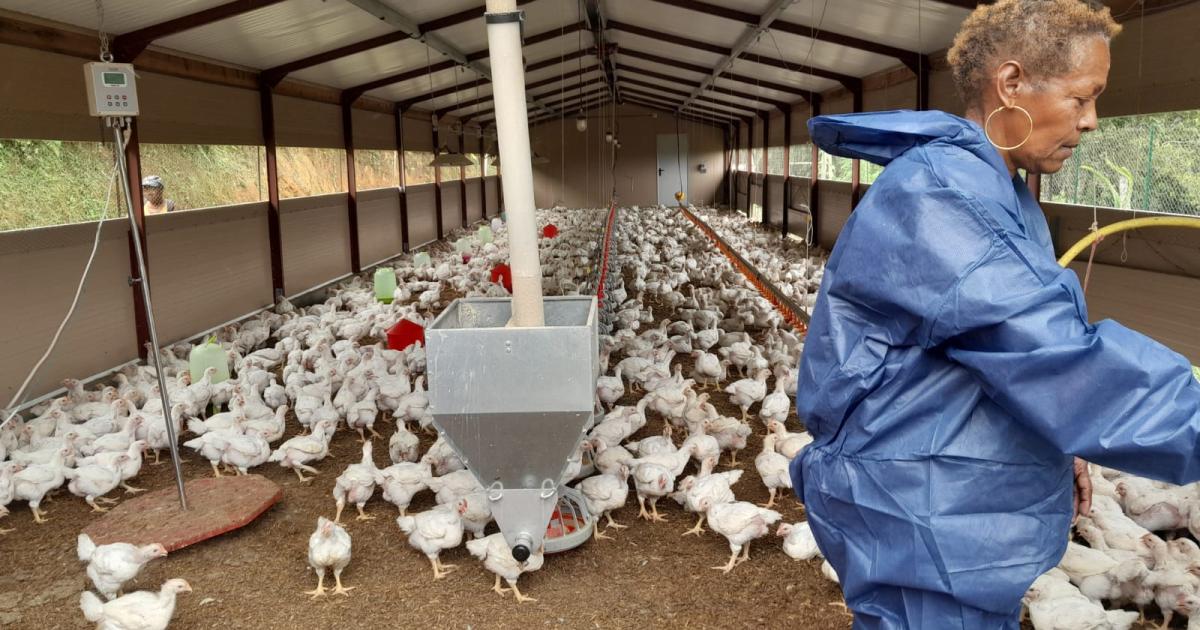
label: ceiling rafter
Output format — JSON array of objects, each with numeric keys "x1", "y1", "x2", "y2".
[
  {"x1": 621, "y1": 94, "x2": 736, "y2": 124},
  {"x1": 606, "y1": 18, "x2": 858, "y2": 91},
  {"x1": 618, "y1": 49, "x2": 814, "y2": 103},
  {"x1": 621, "y1": 86, "x2": 743, "y2": 120},
  {"x1": 465, "y1": 65, "x2": 601, "y2": 121},
  {"x1": 584, "y1": 0, "x2": 620, "y2": 101},
  {"x1": 615, "y1": 64, "x2": 787, "y2": 112},
  {"x1": 111, "y1": 0, "x2": 287, "y2": 62}
]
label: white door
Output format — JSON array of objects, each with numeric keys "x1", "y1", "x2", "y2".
[{"x1": 656, "y1": 134, "x2": 688, "y2": 206}]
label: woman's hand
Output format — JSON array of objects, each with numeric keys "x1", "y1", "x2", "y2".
[{"x1": 1073, "y1": 457, "x2": 1092, "y2": 524}]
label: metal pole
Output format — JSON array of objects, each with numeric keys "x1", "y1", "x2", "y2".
[{"x1": 110, "y1": 117, "x2": 189, "y2": 511}]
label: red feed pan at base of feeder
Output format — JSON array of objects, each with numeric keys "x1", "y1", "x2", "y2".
[
  {"x1": 490, "y1": 263, "x2": 513, "y2": 293},
  {"x1": 542, "y1": 224, "x2": 558, "y2": 238},
  {"x1": 387, "y1": 319, "x2": 425, "y2": 352}
]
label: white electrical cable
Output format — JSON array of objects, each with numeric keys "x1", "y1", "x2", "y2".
[{"x1": 2, "y1": 130, "x2": 124, "y2": 428}]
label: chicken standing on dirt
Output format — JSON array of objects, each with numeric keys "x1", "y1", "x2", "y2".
[
  {"x1": 701, "y1": 499, "x2": 782, "y2": 573},
  {"x1": 269, "y1": 418, "x2": 335, "y2": 483},
  {"x1": 467, "y1": 533, "x2": 545, "y2": 603},
  {"x1": 396, "y1": 502, "x2": 466, "y2": 580},
  {"x1": 77, "y1": 534, "x2": 168, "y2": 601},
  {"x1": 305, "y1": 516, "x2": 354, "y2": 598},
  {"x1": 755, "y1": 434, "x2": 792, "y2": 509},
  {"x1": 333, "y1": 441, "x2": 379, "y2": 523},
  {"x1": 633, "y1": 462, "x2": 674, "y2": 523},
  {"x1": 576, "y1": 465, "x2": 630, "y2": 540},
  {"x1": 79, "y1": 578, "x2": 191, "y2": 630}
]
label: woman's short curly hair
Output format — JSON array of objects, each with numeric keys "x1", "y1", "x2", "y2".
[{"x1": 947, "y1": 0, "x2": 1121, "y2": 109}]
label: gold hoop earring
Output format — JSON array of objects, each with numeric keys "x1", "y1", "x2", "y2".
[{"x1": 984, "y1": 104, "x2": 1034, "y2": 151}]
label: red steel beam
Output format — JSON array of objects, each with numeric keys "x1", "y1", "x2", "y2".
[
  {"x1": 112, "y1": 0, "x2": 287, "y2": 62},
  {"x1": 342, "y1": 98, "x2": 361, "y2": 273},
  {"x1": 259, "y1": 81, "x2": 285, "y2": 297}
]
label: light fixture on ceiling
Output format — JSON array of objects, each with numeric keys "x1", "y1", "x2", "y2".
[
  {"x1": 604, "y1": 131, "x2": 613, "y2": 143},
  {"x1": 429, "y1": 144, "x2": 476, "y2": 167},
  {"x1": 575, "y1": 110, "x2": 588, "y2": 132}
]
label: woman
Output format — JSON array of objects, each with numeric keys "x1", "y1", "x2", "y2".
[{"x1": 793, "y1": 1, "x2": 1200, "y2": 627}]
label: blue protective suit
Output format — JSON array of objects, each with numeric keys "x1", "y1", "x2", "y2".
[{"x1": 791, "y1": 110, "x2": 1200, "y2": 629}]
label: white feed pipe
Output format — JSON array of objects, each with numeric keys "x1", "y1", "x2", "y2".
[{"x1": 486, "y1": 0, "x2": 545, "y2": 327}]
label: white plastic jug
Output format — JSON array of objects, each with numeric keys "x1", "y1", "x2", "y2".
[{"x1": 189, "y1": 336, "x2": 230, "y2": 385}]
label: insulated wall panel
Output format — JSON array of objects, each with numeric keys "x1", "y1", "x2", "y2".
[
  {"x1": 441, "y1": 185, "x2": 463, "y2": 233},
  {"x1": 280, "y1": 193, "x2": 352, "y2": 295},
  {"x1": 356, "y1": 188, "x2": 402, "y2": 266},
  {"x1": 484, "y1": 177, "x2": 499, "y2": 217},
  {"x1": 466, "y1": 180, "x2": 484, "y2": 224},
  {"x1": 766, "y1": 175, "x2": 785, "y2": 226},
  {"x1": 275, "y1": 95, "x2": 342, "y2": 149},
  {"x1": 406, "y1": 184, "x2": 438, "y2": 247},
  {"x1": 0, "y1": 220, "x2": 137, "y2": 403},
  {"x1": 146, "y1": 203, "x2": 273, "y2": 345},
  {"x1": 352, "y1": 109, "x2": 397, "y2": 151},
  {"x1": 816, "y1": 180, "x2": 852, "y2": 250}
]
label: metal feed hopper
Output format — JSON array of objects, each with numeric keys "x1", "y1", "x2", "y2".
[{"x1": 426, "y1": 296, "x2": 599, "y2": 560}]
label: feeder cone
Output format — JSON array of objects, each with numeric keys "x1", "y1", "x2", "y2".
[
  {"x1": 542, "y1": 224, "x2": 559, "y2": 238},
  {"x1": 387, "y1": 319, "x2": 426, "y2": 351},
  {"x1": 490, "y1": 263, "x2": 513, "y2": 293}
]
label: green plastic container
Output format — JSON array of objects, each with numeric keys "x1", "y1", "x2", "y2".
[
  {"x1": 189, "y1": 336, "x2": 230, "y2": 385},
  {"x1": 374, "y1": 267, "x2": 396, "y2": 304},
  {"x1": 453, "y1": 237, "x2": 473, "y2": 253},
  {"x1": 413, "y1": 252, "x2": 432, "y2": 268},
  {"x1": 477, "y1": 225, "x2": 494, "y2": 244},
  {"x1": 1193, "y1": 365, "x2": 1200, "y2": 383}
]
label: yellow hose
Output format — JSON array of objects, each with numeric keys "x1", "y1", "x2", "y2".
[
  {"x1": 1056, "y1": 216, "x2": 1200, "y2": 267},
  {"x1": 1056, "y1": 216, "x2": 1200, "y2": 380}
]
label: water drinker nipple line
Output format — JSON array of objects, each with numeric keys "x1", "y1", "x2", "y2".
[{"x1": 425, "y1": 0, "x2": 597, "y2": 560}]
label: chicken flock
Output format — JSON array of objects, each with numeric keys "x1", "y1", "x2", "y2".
[{"x1": 1, "y1": 204, "x2": 1196, "y2": 628}]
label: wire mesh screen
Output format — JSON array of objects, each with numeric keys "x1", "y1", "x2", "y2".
[
  {"x1": 1042, "y1": 111, "x2": 1200, "y2": 216},
  {"x1": 818, "y1": 150, "x2": 853, "y2": 182},
  {"x1": 790, "y1": 143, "x2": 813, "y2": 179}
]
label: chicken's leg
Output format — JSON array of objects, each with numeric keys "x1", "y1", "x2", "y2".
[
  {"x1": 681, "y1": 514, "x2": 706, "y2": 537},
  {"x1": 122, "y1": 482, "x2": 146, "y2": 494},
  {"x1": 711, "y1": 550, "x2": 740, "y2": 573},
  {"x1": 727, "y1": 450, "x2": 738, "y2": 467},
  {"x1": 1158, "y1": 611, "x2": 1173, "y2": 630},
  {"x1": 356, "y1": 428, "x2": 367, "y2": 444},
  {"x1": 605, "y1": 513, "x2": 628, "y2": 530},
  {"x1": 331, "y1": 569, "x2": 354, "y2": 596},
  {"x1": 293, "y1": 467, "x2": 310, "y2": 483},
  {"x1": 759, "y1": 488, "x2": 777, "y2": 509},
  {"x1": 30, "y1": 505, "x2": 49, "y2": 524},
  {"x1": 355, "y1": 504, "x2": 375, "y2": 522},
  {"x1": 369, "y1": 427, "x2": 383, "y2": 440},
  {"x1": 86, "y1": 497, "x2": 109, "y2": 513},
  {"x1": 737, "y1": 541, "x2": 751, "y2": 565},
  {"x1": 637, "y1": 495, "x2": 651, "y2": 520},
  {"x1": 297, "y1": 463, "x2": 321, "y2": 483},
  {"x1": 304, "y1": 569, "x2": 327, "y2": 599},
  {"x1": 210, "y1": 460, "x2": 223, "y2": 478},
  {"x1": 491, "y1": 575, "x2": 510, "y2": 596},
  {"x1": 0, "y1": 527, "x2": 13, "y2": 535},
  {"x1": 649, "y1": 499, "x2": 668, "y2": 522},
  {"x1": 96, "y1": 496, "x2": 119, "y2": 505},
  {"x1": 508, "y1": 580, "x2": 537, "y2": 603},
  {"x1": 333, "y1": 500, "x2": 345, "y2": 525},
  {"x1": 594, "y1": 525, "x2": 614, "y2": 541}
]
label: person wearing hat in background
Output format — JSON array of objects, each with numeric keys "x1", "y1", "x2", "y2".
[{"x1": 142, "y1": 175, "x2": 176, "y2": 215}]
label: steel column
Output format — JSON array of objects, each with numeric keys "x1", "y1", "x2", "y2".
[
  {"x1": 397, "y1": 107, "x2": 410, "y2": 252},
  {"x1": 433, "y1": 120, "x2": 444, "y2": 240},
  {"x1": 782, "y1": 105, "x2": 791, "y2": 238},
  {"x1": 459, "y1": 126, "x2": 468, "y2": 227},
  {"x1": 850, "y1": 86, "x2": 864, "y2": 210},
  {"x1": 342, "y1": 100, "x2": 361, "y2": 273},
  {"x1": 762, "y1": 113, "x2": 770, "y2": 226},
  {"x1": 809, "y1": 97, "x2": 822, "y2": 246},
  {"x1": 123, "y1": 119, "x2": 150, "y2": 359},
  {"x1": 259, "y1": 82, "x2": 285, "y2": 298}
]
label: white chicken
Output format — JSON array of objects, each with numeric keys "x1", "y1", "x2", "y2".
[
  {"x1": 80, "y1": 578, "x2": 191, "y2": 630},
  {"x1": 596, "y1": 366, "x2": 625, "y2": 411},
  {"x1": 466, "y1": 532, "x2": 545, "y2": 603},
  {"x1": 375, "y1": 462, "x2": 431, "y2": 516},
  {"x1": 305, "y1": 517, "x2": 354, "y2": 598},
  {"x1": 65, "y1": 456, "x2": 128, "y2": 512},
  {"x1": 268, "y1": 418, "x2": 336, "y2": 483},
  {"x1": 397, "y1": 502, "x2": 467, "y2": 580},
  {"x1": 11, "y1": 445, "x2": 69, "y2": 523},
  {"x1": 755, "y1": 434, "x2": 793, "y2": 508},
  {"x1": 776, "y1": 521, "x2": 821, "y2": 561},
  {"x1": 702, "y1": 499, "x2": 782, "y2": 573},
  {"x1": 632, "y1": 461, "x2": 675, "y2": 522},
  {"x1": 388, "y1": 423, "x2": 420, "y2": 464},
  {"x1": 757, "y1": 378, "x2": 791, "y2": 427},
  {"x1": 333, "y1": 441, "x2": 379, "y2": 523},
  {"x1": 576, "y1": 465, "x2": 631, "y2": 539},
  {"x1": 77, "y1": 534, "x2": 169, "y2": 601},
  {"x1": 723, "y1": 369, "x2": 769, "y2": 421}
]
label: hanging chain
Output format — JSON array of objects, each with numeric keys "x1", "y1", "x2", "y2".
[{"x1": 95, "y1": 0, "x2": 113, "y2": 62}]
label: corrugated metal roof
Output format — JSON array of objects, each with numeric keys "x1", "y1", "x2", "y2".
[
  {"x1": 156, "y1": 0, "x2": 396, "y2": 70},
  {"x1": 0, "y1": 0, "x2": 977, "y2": 115}
]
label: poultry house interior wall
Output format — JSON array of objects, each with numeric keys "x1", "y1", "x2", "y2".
[
  {"x1": 529, "y1": 103, "x2": 726, "y2": 208},
  {"x1": 441, "y1": 183, "x2": 464, "y2": 233},
  {"x1": 145, "y1": 201, "x2": 274, "y2": 345},
  {"x1": 0, "y1": 220, "x2": 137, "y2": 406},
  {"x1": 405, "y1": 184, "x2": 439, "y2": 247},
  {"x1": 279, "y1": 193, "x2": 353, "y2": 296},
  {"x1": 356, "y1": 187, "x2": 404, "y2": 267},
  {"x1": 484, "y1": 177, "x2": 499, "y2": 217}
]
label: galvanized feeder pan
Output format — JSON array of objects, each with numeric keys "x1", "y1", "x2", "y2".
[{"x1": 426, "y1": 296, "x2": 599, "y2": 560}]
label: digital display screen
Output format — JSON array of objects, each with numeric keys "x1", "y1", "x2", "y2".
[{"x1": 102, "y1": 72, "x2": 126, "y2": 87}]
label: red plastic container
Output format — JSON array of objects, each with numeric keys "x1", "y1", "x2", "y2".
[
  {"x1": 542, "y1": 224, "x2": 558, "y2": 238},
  {"x1": 490, "y1": 263, "x2": 513, "y2": 293},
  {"x1": 386, "y1": 319, "x2": 426, "y2": 352}
]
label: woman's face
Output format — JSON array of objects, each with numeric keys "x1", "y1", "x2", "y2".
[{"x1": 999, "y1": 36, "x2": 1111, "y2": 175}]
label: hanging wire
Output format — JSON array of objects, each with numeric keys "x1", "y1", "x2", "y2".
[
  {"x1": 94, "y1": 0, "x2": 112, "y2": 62},
  {"x1": 559, "y1": 6, "x2": 566, "y2": 205}
]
